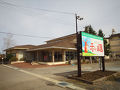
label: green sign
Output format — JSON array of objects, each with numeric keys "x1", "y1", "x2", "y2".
[{"x1": 81, "y1": 32, "x2": 104, "y2": 56}]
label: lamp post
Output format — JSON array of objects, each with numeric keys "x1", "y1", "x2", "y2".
[{"x1": 75, "y1": 14, "x2": 83, "y2": 77}]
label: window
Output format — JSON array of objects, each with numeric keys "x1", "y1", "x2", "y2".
[
  {"x1": 55, "y1": 52, "x2": 62, "y2": 62},
  {"x1": 42, "y1": 51, "x2": 52, "y2": 62},
  {"x1": 66, "y1": 51, "x2": 77, "y2": 61}
]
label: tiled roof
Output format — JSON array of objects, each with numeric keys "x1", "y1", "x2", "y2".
[
  {"x1": 46, "y1": 33, "x2": 76, "y2": 43},
  {"x1": 28, "y1": 33, "x2": 77, "y2": 51},
  {"x1": 29, "y1": 40, "x2": 76, "y2": 50},
  {"x1": 14, "y1": 45, "x2": 36, "y2": 49},
  {"x1": 5, "y1": 45, "x2": 36, "y2": 51},
  {"x1": 109, "y1": 33, "x2": 120, "y2": 38}
]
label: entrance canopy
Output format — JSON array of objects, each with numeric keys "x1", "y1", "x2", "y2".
[{"x1": 27, "y1": 46, "x2": 76, "y2": 51}]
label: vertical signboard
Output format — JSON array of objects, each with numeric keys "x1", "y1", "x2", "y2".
[{"x1": 81, "y1": 32, "x2": 104, "y2": 56}]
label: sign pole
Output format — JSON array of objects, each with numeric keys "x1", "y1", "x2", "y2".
[
  {"x1": 99, "y1": 57, "x2": 102, "y2": 70},
  {"x1": 102, "y1": 37, "x2": 105, "y2": 72},
  {"x1": 102, "y1": 57, "x2": 105, "y2": 71}
]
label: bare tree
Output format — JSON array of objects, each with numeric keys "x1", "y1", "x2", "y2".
[{"x1": 3, "y1": 34, "x2": 16, "y2": 49}]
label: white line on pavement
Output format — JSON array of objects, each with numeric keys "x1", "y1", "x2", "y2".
[
  {"x1": 2, "y1": 64, "x2": 19, "y2": 70},
  {"x1": 2, "y1": 64, "x2": 86, "y2": 90},
  {"x1": 19, "y1": 69, "x2": 60, "y2": 84}
]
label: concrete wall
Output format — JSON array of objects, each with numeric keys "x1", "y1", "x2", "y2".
[
  {"x1": 6, "y1": 49, "x2": 26, "y2": 61},
  {"x1": 109, "y1": 36, "x2": 120, "y2": 60}
]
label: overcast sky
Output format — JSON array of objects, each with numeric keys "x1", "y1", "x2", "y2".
[{"x1": 0, "y1": 0, "x2": 120, "y2": 52}]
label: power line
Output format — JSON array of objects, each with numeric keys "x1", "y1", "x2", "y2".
[
  {"x1": 0, "y1": 0, "x2": 76, "y2": 29},
  {"x1": 0, "y1": 31, "x2": 51, "y2": 38},
  {"x1": 0, "y1": 1, "x2": 75, "y2": 27},
  {"x1": 0, "y1": 0, "x2": 74, "y2": 15}
]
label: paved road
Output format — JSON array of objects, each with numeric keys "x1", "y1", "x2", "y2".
[
  {"x1": 0, "y1": 65, "x2": 69, "y2": 90},
  {"x1": 1, "y1": 61, "x2": 120, "y2": 90},
  {"x1": 21, "y1": 61, "x2": 120, "y2": 90}
]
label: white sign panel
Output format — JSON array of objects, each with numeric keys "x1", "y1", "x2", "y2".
[{"x1": 82, "y1": 32, "x2": 104, "y2": 56}]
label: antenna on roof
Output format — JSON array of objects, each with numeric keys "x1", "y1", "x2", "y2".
[{"x1": 112, "y1": 28, "x2": 116, "y2": 35}]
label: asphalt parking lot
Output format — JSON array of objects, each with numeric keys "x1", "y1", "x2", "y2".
[
  {"x1": 1, "y1": 60, "x2": 120, "y2": 90},
  {"x1": 21, "y1": 61, "x2": 120, "y2": 90}
]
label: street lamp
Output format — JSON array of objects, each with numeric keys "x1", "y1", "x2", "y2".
[
  {"x1": 75, "y1": 14, "x2": 83, "y2": 34},
  {"x1": 75, "y1": 14, "x2": 83, "y2": 77}
]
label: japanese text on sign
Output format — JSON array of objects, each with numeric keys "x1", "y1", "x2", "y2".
[{"x1": 82, "y1": 32, "x2": 104, "y2": 56}]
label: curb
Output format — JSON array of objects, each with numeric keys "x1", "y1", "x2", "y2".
[
  {"x1": 93, "y1": 72, "x2": 120, "y2": 84},
  {"x1": 67, "y1": 72, "x2": 120, "y2": 84}
]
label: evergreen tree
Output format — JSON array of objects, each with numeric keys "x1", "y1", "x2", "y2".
[
  {"x1": 104, "y1": 39, "x2": 110, "y2": 56},
  {"x1": 84, "y1": 25, "x2": 97, "y2": 35},
  {"x1": 84, "y1": 26, "x2": 89, "y2": 33},
  {"x1": 98, "y1": 29, "x2": 110, "y2": 56},
  {"x1": 98, "y1": 29, "x2": 105, "y2": 37}
]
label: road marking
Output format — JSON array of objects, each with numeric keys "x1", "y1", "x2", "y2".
[
  {"x1": 19, "y1": 69, "x2": 60, "y2": 83},
  {"x1": 3, "y1": 64, "x2": 19, "y2": 70},
  {"x1": 2, "y1": 64, "x2": 86, "y2": 90}
]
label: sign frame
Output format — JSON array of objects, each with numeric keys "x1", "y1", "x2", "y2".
[{"x1": 81, "y1": 32, "x2": 105, "y2": 57}]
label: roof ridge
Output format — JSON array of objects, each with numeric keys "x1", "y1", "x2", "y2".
[{"x1": 45, "y1": 33, "x2": 76, "y2": 42}]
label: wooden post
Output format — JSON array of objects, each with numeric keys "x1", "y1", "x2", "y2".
[
  {"x1": 90, "y1": 57, "x2": 92, "y2": 64},
  {"x1": 37, "y1": 51, "x2": 39, "y2": 62},
  {"x1": 99, "y1": 57, "x2": 102, "y2": 70},
  {"x1": 102, "y1": 57, "x2": 105, "y2": 71},
  {"x1": 52, "y1": 50, "x2": 54, "y2": 63},
  {"x1": 62, "y1": 50, "x2": 66, "y2": 62},
  {"x1": 76, "y1": 31, "x2": 82, "y2": 77}
]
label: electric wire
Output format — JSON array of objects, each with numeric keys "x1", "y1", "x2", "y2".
[
  {"x1": 0, "y1": 31, "x2": 51, "y2": 38},
  {"x1": 0, "y1": 0, "x2": 74, "y2": 15}
]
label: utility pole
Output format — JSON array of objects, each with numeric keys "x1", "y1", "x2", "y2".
[{"x1": 75, "y1": 14, "x2": 83, "y2": 77}]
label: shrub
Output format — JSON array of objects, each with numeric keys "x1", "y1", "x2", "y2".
[
  {"x1": 3, "y1": 58, "x2": 10, "y2": 64},
  {"x1": 6, "y1": 54, "x2": 13, "y2": 60},
  {"x1": 10, "y1": 57, "x2": 18, "y2": 61},
  {"x1": 20, "y1": 57, "x2": 26, "y2": 61}
]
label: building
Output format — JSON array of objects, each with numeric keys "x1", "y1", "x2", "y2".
[
  {"x1": 5, "y1": 32, "x2": 115, "y2": 65},
  {"x1": 109, "y1": 33, "x2": 120, "y2": 60},
  {"x1": 0, "y1": 54, "x2": 5, "y2": 59},
  {"x1": 26, "y1": 33, "x2": 77, "y2": 65},
  {"x1": 5, "y1": 45, "x2": 35, "y2": 60}
]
